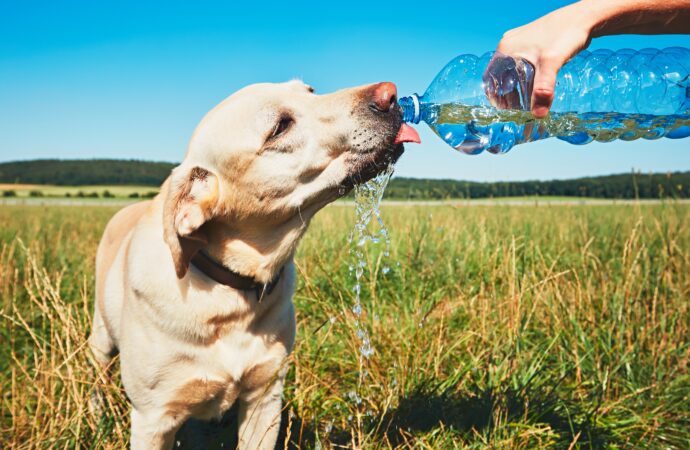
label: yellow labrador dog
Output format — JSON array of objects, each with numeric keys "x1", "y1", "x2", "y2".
[{"x1": 89, "y1": 80, "x2": 420, "y2": 449}]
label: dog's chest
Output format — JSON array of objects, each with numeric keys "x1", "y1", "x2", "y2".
[
  {"x1": 212, "y1": 329, "x2": 280, "y2": 380},
  {"x1": 171, "y1": 329, "x2": 286, "y2": 420}
]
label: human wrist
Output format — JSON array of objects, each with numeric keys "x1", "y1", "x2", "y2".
[
  {"x1": 574, "y1": 0, "x2": 619, "y2": 39},
  {"x1": 580, "y1": 0, "x2": 674, "y2": 37}
]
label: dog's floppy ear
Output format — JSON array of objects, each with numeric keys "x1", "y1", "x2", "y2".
[{"x1": 163, "y1": 165, "x2": 219, "y2": 278}]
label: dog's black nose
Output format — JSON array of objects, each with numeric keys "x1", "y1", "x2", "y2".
[{"x1": 369, "y1": 82, "x2": 397, "y2": 113}]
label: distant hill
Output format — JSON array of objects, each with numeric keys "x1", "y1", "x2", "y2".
[
  {"x1": 0, "y1": 159, "x2": 688, "y2": 199},
  {"x1": 386, "y1": 172, "x2": 690, "y2": 199},
  {"x1": 0, "y1": 159, "x2": 175, "y2": 186}
]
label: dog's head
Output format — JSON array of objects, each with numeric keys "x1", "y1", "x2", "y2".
[{"x1": 163, "y1": 80, "x2": 419, "y2": 279}]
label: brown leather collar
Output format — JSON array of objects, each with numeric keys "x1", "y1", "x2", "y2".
[{"x1": 190, "y1": 250, "x2": 283, "y2": 301}]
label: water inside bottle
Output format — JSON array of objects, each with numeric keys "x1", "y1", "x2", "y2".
[{"x1": 430, "y1": 103, "x2": 690, "y2": 154}]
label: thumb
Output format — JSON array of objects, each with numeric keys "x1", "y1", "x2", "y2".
[{"x1": 531, "y1": 59, "x2": 560, "y2": 118}]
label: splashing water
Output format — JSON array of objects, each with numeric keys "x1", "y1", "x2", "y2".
[
  {"x1": 344, "y1": 163, "x2": 395, "y2": 437},
  {"x1": 349, "y1": 163, "x2": 394, "y2": 362}
]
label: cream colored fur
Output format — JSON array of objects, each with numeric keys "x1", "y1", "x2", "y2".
[{"x1": 88, "y1": 80, "x2": 403, "y2": 449}]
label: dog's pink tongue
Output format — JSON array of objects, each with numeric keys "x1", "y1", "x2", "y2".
[{"x1": 394, "y1": 123, "x2": 421, "y2": 144}]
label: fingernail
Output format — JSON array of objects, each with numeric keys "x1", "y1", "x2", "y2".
[{"x1": 532, "y1": 106, "x2": 549, "y2": 118}]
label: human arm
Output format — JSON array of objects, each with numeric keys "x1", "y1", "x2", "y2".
[{"x1": 496, "y1": 0, "x2": 690, "y2": 118}]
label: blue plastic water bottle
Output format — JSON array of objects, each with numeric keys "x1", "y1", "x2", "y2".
[{"x1": 399, "y1": 48, "x2": 690, "y2": 155}]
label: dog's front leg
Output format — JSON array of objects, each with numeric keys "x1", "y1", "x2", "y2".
[
  {"x1": 237, "y1": 379, "x2": 284, "y2": 450},
  {"x1": 130, "y1": 408, "x2": 181, "y2": 450}
]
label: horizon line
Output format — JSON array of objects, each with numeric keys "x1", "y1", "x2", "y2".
[{"x1": 0, "y1": 157, "x2": 687, "y2": 184}]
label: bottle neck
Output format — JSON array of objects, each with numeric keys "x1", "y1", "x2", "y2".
[{"x1": 399, "y1": 94, "x2": 421, "y2": 124}]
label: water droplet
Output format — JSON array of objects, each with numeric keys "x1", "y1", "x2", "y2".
[
  {"x1": 347, "y1": 391, "x2": 362, "y2": 405},
  {"x1": 360, "y1": 339, "x2": 374, "y2": 358}
]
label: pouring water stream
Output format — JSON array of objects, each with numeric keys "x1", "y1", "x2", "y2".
[
  {"x1": 340, "y1": 118, "x2": 418, "y2": 437},
  {"x1": 344, "y1": 163, "x2": 395, "y2": 432}
]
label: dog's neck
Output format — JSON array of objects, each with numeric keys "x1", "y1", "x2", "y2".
[{"x1": 202, "y1": 215, "x2": 310, "y2": 283}]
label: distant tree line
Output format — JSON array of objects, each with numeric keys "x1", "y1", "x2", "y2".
[
  {"x1": 0, "y1": 159, "x2": 688, "y2": 199},
  {"x1": 385, "y1": 172, "x2": 690, "y2": 199},
  {"x1": 0, "y1": 159, "x2": 175, "y2": 186}
]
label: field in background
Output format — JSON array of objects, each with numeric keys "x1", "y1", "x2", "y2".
[
  {"x1": 0, "y1": 184, "x2": 624, "y2": 203},
  {"x1": 1, "y1": 203, "x2": 689, "y2": 448},
  {"x1": 0, "y1": 184, "x2": 609, "y2": 203},
  {"x1": 3, "y1": 159, "x2": 690, "y2": 199}
]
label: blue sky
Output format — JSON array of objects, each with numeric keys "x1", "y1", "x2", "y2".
[{"x1": 1, "y1": 0, "x2": 689, "y2": 181}]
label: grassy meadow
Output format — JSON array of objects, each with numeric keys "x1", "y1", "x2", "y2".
[{"x1": 1, "y1": 202, "x2": 689, "y2": 449}]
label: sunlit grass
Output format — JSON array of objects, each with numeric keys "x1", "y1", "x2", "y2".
[{"x1": 2, "y1": 202, "x2": 689, "y2": 448}]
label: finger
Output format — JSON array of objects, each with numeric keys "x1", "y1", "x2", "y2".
[{"x1": 531, "y1": 59, "x2": 559, "y2": 118}]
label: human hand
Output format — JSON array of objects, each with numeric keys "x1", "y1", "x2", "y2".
[{"x1": 495, "y1": 2, "x2": 595, "y2": 118}]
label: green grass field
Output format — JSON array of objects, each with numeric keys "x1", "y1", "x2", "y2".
[{"x1": 1, "y1": 202, "x2": 689, "y2": 449}]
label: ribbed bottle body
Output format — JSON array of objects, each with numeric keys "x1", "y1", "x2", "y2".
[{"x1": 400, "y1": 48, "x2": 690, "y2": 154}]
